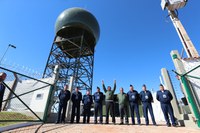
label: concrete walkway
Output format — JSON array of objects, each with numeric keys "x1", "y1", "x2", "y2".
[
  {"x1": 1, "y1": 117, "x2": 200, "y2": 133},
  {"x1": 2, "y1": 123, "x2": 200, "y2": 133}
]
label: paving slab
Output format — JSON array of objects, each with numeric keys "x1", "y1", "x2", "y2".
[{"x1": 2, "y1": 117, "x2": 200, "y2": 133}]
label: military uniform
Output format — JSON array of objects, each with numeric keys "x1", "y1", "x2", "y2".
[
  {"x1": 93, "y1": 91, "x2": 104, "y2": 124},
  {"x1": 117, "y1": 92, "x2": 129, "y2": 124},
  {"x1": 56, "y1": 89, "x2": 71, "y2": 123},
  {"x1": 127, "y1": 90, "x2": 141, "y2": 125},
  {"x1": 156, "y1": 89, "x2": 176, "y2": 126},
  {"x1": 82, "y1": 94, "x2": 93, "y2": 123},
  {"x1": 103, "y1": 82, "x2": 116, "y2": 124},
  {"x1": 0, "y1": 83, "x2": 6, "y2": 112},
  {"x1": 70, "y1": 91, "x2": 82, "y2": 123},
  {"x1": 140, "y1": 90, "x2": 156, "y2": 125}
]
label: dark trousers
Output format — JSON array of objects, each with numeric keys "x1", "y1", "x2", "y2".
[
  {"x1": 57, "y1": 103, "x2": 67, "y2": 123},
  {"x1": 142, "y1": 102, "x2": 156, "y2": 125},
  {"x1": 0, "y1": 95, "x2": 3, "y2": 111},
  {"x1": 119, "y1": 104, "x2": 129, "y2": 123},
  {"x1": 161, "y1": 103, "x2": 176, "y2": 125},
  {"x1": 129, "y1": 102, "x2": 141, "y2": 124},
  {"x1": 83, "y1": 105, "x2": 91, "y2": 123},
  {"x1": 105, "y1": 101, "x2": 115, "y2": 123},
  {"x1": 71, "y1": 103, "x2": 80, "y2": 123},
  {"x1": 94, "y1": 103, "x2": 103, "y2": 123},
  {"x1": 0, "y1": 90, "x2": 5, "y2": 112}
]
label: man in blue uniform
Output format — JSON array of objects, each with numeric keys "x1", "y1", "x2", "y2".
[
  {"x1": 102, "y1": 80, "x2": 116, "y2": 124},
  {"x1": 140, "y1": 84, "x2": 156, "y2": 126},
  {"x1": 82, "y1": 90, "x2": 93, "y2": 123},
  {"x1": 93, "y1": 86, "x2": 104, "y2": 124},
  {"x1": 127, "y1": 85, "x2": 141, "y2": 125},
  {"x1": 0, "y1": 72, "x2": 7, "y2": 112},
  {"x1": 156, "y1": 84, "x2": 176, "y2": 127},
  {"x1": 56, "y1": 85, "x2": 71, "y2": 124},
  {"x1": 70, "y1": 87, "x2": 82, "y2": 123}
]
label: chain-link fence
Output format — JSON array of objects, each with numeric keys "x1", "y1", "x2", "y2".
[{"x1": 0, "y1": 66, "x2": 54, "y2": 124}]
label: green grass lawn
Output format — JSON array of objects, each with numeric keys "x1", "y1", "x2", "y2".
[
  {"x1": 0, "y1": 122, "x2": 19, "y2": 127},
  {"x1": 0, "y1": 112, "x2": 35, "y2": 127}
]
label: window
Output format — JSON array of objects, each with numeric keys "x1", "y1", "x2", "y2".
[{"x1": 36, "y1": 93, "x2": 44, "y2": 100}]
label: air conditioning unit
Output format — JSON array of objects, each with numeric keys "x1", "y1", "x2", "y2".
[{"x1": 161, "y1": 0, "x2": 187, "y2": 11}]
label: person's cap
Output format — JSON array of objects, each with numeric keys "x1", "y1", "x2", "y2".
[
  {"x1": 159, "y1": 84, "x2": 163, "y2": 87},
  {"x1": 130, "y1": 84, "x2": 133, "y2": 87},
  {"x1": 97, "y1": 86, "x2": 100, "y2": 89},
  {"x1": 142, "y1": 84, "x2": 146, "y2": 87}
]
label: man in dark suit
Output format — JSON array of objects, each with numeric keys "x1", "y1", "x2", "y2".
[
  {"x1": 56, "y1": 85, "x2": 71, "y2": 124},
  {"x1": 82, "y1": 90, "x2": 93, "y2": 123},
  {"x1": 70, "y1": 87, "x2": 82, "y2": 123},
  {"x1": 127, "y1": 85, "x2": 141, "y2": 125},
  {"x1": 0, "y1": 72, "x2": 7, "y2": 112},
  {"x1": 93, "y1": 87, "x2": 104, "y2": 124},
  {"x1": 140, "y1": 84, "x2": 156, "y2": 126},
  {"x1": 156, "y1": 84, "x2": 176, "y2": 127}
]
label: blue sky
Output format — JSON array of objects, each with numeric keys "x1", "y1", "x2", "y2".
[{"x1": 0, "y1": 0, "x2": 200, "y2": 95}]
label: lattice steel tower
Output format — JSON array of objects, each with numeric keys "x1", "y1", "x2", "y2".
[{"x1": 43, "y1": 8, "x2": 100, "y2": 112}]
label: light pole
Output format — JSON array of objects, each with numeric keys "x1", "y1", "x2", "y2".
[
  {"x1": 0, "y1": 44, "x2": 16, "y2": 65},
  {"x1": 161, "y1": 0, "x2": 199, "y2": 58}
]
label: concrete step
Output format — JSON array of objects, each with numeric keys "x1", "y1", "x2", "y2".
[{"x1": 182, "y1": 114, "x2": 199, "y2": 129}]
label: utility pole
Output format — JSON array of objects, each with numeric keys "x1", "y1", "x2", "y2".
[
  {"x1": 161, "y1": 0, "x2": 200, "y2": 128},
  {"x1": 161, "y1": 0, "x2": 199, "y2": 58}
]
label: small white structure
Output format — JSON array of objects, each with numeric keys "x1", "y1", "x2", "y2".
[
  {"x1": 29, "y1": 78, "x2": 54, "y2": 112},
  {"x1": 4, "y1": 77, "x2": 54, "y2": 117}
]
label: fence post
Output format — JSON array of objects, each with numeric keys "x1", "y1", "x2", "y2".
[
  {"x1": 181, "y1": 76, "x2": 200, "y2": 128},
  {"x1": 43, "y1": 65, "x2": 59, "y2": 122},
  {"x1": 65, "y1": 76, "x2": 74, "y2": 121},
  {"x1": 3, "y1": 73, "x2": 18, "y2": 110},
  {"x1": 43, "y1": 85, "x2": 54, "y2": 122},
  {"x1": 170, "y1": 50, "x2": 200, "y2": 128}
]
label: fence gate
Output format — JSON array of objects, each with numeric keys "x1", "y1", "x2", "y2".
[{"x1": 0, "y1": 67, "x2": 54, "y2": 126}]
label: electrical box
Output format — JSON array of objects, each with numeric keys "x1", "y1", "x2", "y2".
[{"x1": 161, "y1": 0, "x2": 187, "y2": 11}]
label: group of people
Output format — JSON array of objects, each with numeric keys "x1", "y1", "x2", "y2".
[
  {"x1": 56, "y1": 80, "x2": 177, "y2": 127},
  {"x1": 0, "y1": 73, "x2": 176, "y2": 127},
  {"x1": 0, "y1": 72, "x2": 176, "y2": 127}
]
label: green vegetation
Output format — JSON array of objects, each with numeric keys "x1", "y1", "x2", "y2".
[
  {"x1": 0, "y1": 112, "x2": 35, "y2": 127},
  {"x1": 0, "y1": 122, "x2": 19, "y2": 127},
  {"x1": 0, "y1": 112, "x2": 34, "y2": 120}
]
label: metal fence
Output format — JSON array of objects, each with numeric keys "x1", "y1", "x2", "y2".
[
  {"x1": 172, "y1": 59, "x2": 200, "y2": 128},
  {"x1": 0, "y1": 66, "x2": 54, "y2": 124}
]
